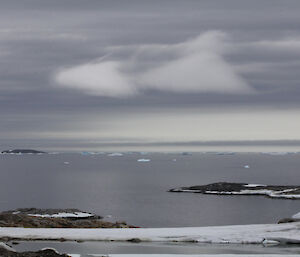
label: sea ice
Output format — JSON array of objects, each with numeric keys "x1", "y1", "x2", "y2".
[
  {"x1": 137, "y1": 159, "x2": 151, "y2": 162},
  {"x1": 292, "y1": 212, "x2": 300, "y2": 219},
  {"x1": 108, "y1": 153, "x2": 123, "y2": 157}
]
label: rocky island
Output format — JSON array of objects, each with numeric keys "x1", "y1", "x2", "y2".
[
  {"x1": 1, "y1": 149, "x2": 46, "y2": 154},
  {"x1": 169, "y1": 182, "x2": 300, "y2": 199},
  {"x1": 0, "y1": 208, "x2": 134, "y2": 229}
]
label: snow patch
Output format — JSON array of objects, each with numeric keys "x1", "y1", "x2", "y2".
[
  {"x1": 244, "y1": 184, "x2": 266, "y2": 187},
  {"x1": 27, "y1": 212, "x2": 94, "y2": 218}
]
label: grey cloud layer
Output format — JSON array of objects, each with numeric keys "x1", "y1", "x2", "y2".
[{"x1": 1, "y1": 0, "x2": 300, "y2": 148}]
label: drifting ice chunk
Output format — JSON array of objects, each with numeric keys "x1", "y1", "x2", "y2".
[
  {"x1": 108, "y1": 152, "x2": 123, "y2": 157},
  {"x1": 261, "y1": 152, "x2": 290, "y2": 156},
  {"x1": 244, "y1": 165, "x2": 250, "y2": 169},
  {"x1": 63, "y1": 161, "x2": 70, "y2": 164},
  {"x1": 0, "y1": 242, "x2": 16, "y2": 252},
  {"x1": 137, "y1": 159, "x2": 151, "y2": 162},
  {"x1": 292, "y1": 212, "x2": 300, "y2": 219}
]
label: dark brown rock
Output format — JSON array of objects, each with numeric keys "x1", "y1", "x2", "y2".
[
  {"x1": 0, "y1": 246, "x2": 69, "y2": 257},
  {"x1": 0, "y1": 208, "x2": 134, "y2": 229}
]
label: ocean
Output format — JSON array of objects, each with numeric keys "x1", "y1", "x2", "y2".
[{"x1": 1, "y1": 152, "x2": 299, "y2": 228}]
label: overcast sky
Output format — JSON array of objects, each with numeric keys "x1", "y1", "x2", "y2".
[{"x1": 1, "y1": 0, "x2": 300, "y2": 151}]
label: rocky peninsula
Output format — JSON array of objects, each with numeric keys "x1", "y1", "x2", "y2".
[
  {"x1": 169, "y1": 182, "x2": 300, "y2": 199},
  {"x1": 0, "y1": 208, "x2": 134, "y2": 229}
]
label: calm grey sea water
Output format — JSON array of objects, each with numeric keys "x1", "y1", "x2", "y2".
[{"x1": 1, "y1": 152, "x2": 300, "y2": 227}]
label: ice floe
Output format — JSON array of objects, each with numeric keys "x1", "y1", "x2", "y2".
[
  {"x1": 108, "y1": 153, "x2": 123, "y2": 157},
  {"x1": 292, "y1": 212, "x2": 300, "y2": 219},
  {"x1": 137, "y1": 159, "x2": 151, "y2": 162},
  {"x1": 260, "y1": 152, "x2": 291, "y2": 156},
  {"x1": 0, "y1": 242, "x2": 16, "y2": 252}
]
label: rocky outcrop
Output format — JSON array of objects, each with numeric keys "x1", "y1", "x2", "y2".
[
  {"x1": 0, "y1": 208, "x2": 134, "y2": 228},
  {"x1": 1, "y1": 149, "x2": 46, "y2": 154},
  {"x1": 0, "y1": 243, "x2": 68, "y2": 257},
  {"x1": 169, "y1": 182, "x2": 300, "y2": 199}
]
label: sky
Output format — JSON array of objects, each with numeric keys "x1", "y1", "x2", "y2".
[{"x1": 1, "y1": 0, "x2": 300, "y2": 151}]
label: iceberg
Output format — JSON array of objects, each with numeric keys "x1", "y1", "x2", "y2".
[
  {"x1": 137, "y1": 159, "x2": 151, "y2": 162},
  {"x1": 292, "y1": 212, "x2": 300, "y2": 219},
  {"x1": 108, "y1": 153, "x2": 123, "y2": 157}
]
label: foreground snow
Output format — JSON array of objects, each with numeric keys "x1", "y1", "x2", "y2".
[
  {"x1": 68, "y1": 255, "x2": 300, "y2": 257},
  {"x1": 1, "y1": 222, "x2": 300, "y2": 245}
]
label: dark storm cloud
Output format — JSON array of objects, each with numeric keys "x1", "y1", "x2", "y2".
[{"x1": 1, "y1": 0, "x2": 300, "y2": 148}]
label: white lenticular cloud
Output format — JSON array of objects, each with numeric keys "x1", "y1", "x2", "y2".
[
  {"x1": 56, "y1": 61, "x2": 137, "y2": 97},
  {"x1": 138, "y1": 52, "x2": 250, "y2": 94},
  {"x1": 55, "y1": 31, "x2": 253, "y2": 97}
]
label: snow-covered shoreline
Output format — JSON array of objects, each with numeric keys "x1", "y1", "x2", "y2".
[{"x1": 1, "y1": 222, "x2": 300, "y2": 245}]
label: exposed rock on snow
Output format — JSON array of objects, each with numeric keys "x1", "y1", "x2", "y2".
[{"x1": 169, "y1": 182, "x2": 300, "y2": 199}]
